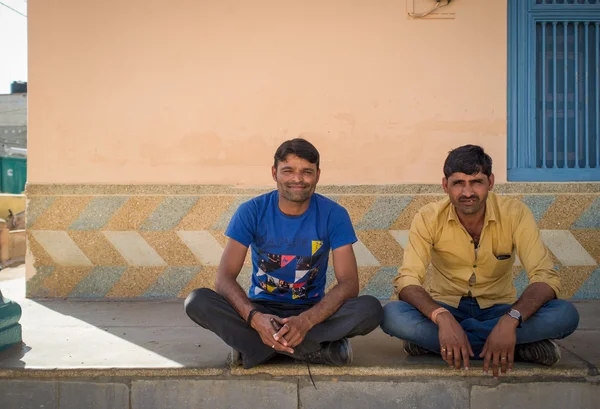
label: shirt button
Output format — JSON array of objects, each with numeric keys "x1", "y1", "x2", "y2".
[{"x1": 473, "y1": 265, "x2": 477, "y2": 268}]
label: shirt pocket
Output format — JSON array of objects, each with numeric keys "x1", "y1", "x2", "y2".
[{"x1": 489, "y1": 250, "x2": 515, "y2": 278}]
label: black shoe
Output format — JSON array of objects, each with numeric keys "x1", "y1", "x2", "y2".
[
  {"x1": 403, "y1": 341, "x2": 431, "y2": 356},
  {"x1": 515, "y1": 339, "x2": 561, "y2": 366},
  {"x1": 301, "y1": 338, "x2": 353, "y2": 366}
]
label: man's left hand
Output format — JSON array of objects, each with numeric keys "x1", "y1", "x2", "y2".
[
  {"x1": 480, "y1": 315, "x2": 518, "y2": 378},
  {"x1": 274, "y1": 314, "x2": 313, "y2": 348}
]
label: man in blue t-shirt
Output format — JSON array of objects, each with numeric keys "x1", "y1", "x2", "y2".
[{"x1": 185, "y1": 138, "x2": 383, "y2": 369}]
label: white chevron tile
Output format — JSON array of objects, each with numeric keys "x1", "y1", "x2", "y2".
[
  {"x1": 353, "y1": 240, "x2": 380, "y2": 267},
  {"x1": 177, "y1": 231, "x2": 224, "y2": 266},
  {"x1": 103, "y1": 231, "x2": 167, "y2": 266},
  {"x1": 541, "y1": 230, "x2": 597, "y2": 267},
  {"x1": 32, "y1": 231, "x2": 93, "y2": 266},
  {"x1": 389, "y1": 230, "x2": 410, "y2": 249}
]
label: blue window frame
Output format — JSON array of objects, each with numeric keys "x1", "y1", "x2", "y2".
[{"x1": 508, "y1": 0, "x2": 600, "y2": 181}]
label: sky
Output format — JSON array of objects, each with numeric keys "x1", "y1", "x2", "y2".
[{"x1": 0, "y1": 0, "x2": 27, "y2": 95}]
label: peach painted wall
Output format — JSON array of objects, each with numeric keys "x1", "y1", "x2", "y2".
[{"x1": 28, "y1": 0, "x2": 507, "y2": 185}]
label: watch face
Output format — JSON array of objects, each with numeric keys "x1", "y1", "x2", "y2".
[{"x1": 509, "y1": 309, "x2": 521, "y2": 319}]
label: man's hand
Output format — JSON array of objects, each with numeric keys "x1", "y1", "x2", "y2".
[
  {"x1": 437, "y1": 313, "x2": 474, "y2": 370},
  {"x1": 250, "y1": 312, "x2": 294, "y2": 354},
  {"x1": 480, "y1": 315, "x2": 518, "y2": 378},
  {"x1": 274, "y1": 314, "x2": 313, "y2": 348}
]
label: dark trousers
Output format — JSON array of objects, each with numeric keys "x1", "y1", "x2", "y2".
[{"x1": 184, "y1": 288, "x2": 384, "y2": 368}]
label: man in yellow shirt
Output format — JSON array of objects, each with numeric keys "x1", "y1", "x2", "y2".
[{"x1": 381, "y1": 145, "x2": 579, "y2": 378}]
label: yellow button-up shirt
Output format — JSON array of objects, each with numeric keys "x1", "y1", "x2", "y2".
[{"x1": 393, "y1": 192, "x2": 560, "y2": 309}]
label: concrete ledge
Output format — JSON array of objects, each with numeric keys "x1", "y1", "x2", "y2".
[{"x1": 0, "y1": 378, "x2": 598, "y2": 409}]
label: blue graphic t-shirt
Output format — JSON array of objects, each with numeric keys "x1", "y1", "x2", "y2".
[{"x1": 225, "y1": 191, "x2": 357, "y2": 304}]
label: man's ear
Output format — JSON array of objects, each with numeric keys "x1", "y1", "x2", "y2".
[
  {"x1": 442, "y1": 177, "x2": 449, "y2": 194},
  {"x1": 272, "y1": 166, "x2": 277, "y2": 182},
  {"x1": 488, "y1": 173, "x2": 495, "y2": 190}
]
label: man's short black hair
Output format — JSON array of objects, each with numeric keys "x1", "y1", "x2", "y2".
[
  {"x1": 443, "y1": 145, "x2": 493, "y2": 178},
  {"x1": 274, "y1": 138, "x2": 320, "y2": 169}
]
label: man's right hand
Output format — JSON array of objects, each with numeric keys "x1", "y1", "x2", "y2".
[
  {"x1": 250, "y1": 312, "x2": 295, "y2": 354},
  {"x1": 437, "y1": 313, "x2": 474, "y2": 370}
]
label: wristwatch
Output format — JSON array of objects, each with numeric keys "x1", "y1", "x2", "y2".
[{"x1": 506, "y1": 309, "x2": 522, "y2": 327}]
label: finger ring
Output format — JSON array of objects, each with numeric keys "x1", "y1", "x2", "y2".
[
  {"x1": 447, "y1": 351, "x2": 453, "y2": 355},
  {"x1": 441, "y1": 348, "x2": 446, "y2": 352},
  {"x1": 271, "y1": 344, "x2": 275, "y2": 348},
  {"x1": 501, "y1": 357, "x2": 507, "y2": 360}
]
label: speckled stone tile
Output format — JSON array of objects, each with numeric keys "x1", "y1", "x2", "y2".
[
  {"x1": 103, "y1": 196, "x2": 163, "y2": 231},
  {"x1": 513, "y1": 270, "x2": 529, "y2": 297},
  {"x1": 355, "y1": 196, "x2": 413, "y2": 230},
  {"x1": 211, "y1": 196, "x2": 253, "y2": 230},
  {"x1": 325, "y1": 266, "x2": 380, "y2": 294},
  {"x1": 176, "y1": 196, "x2": 236, "y2": 230},
  {"x1": 325, "y1": 265, "x2": 336, "y2": 291},
  {"x1": 26, "y1": 232, "x2": 54, "y2": 267},
  {"x1": 143, "y1": 267, "x2": 201, "y2": 298},
  {"x1": 390, "y1": 196, "x2": 443, "y2": 230},
  {"x1": 209, "y1": 231, "x2": 251, "y2": 266},
  {"x1": 360, "y1": 266, "x2": 398, "y2": 299},
  {"x1": 68, "y1": 196, "x2": 128, "y2": 230},
  {"x1": 572, "y1": 267, "x2": 600, "y2": 299},
  {"x1": 140, "y1": 196, "x2": 199, "y2": 231},
  {"x1": 237, "y1": 265, "x2": 253, "y2": 293},
  {"x1": 557, "y1": 265, "x2": 597, "y2": 299},
  {"x1": 335, "y1": 196, "x2": 377, "y2": 225},
  {"x1": 357, "y1": 266, "x2": 381, "y2": 293},
  {"x1": 539, "y1": 195, "x2": 597, "y2": 229},
  {"x1": 540, "y1": 230, "x2": 597, "y2": 266},
  {"x1": 177, "y1": 231, "x2": 223, "y2": 265},
  {"x1": 39, "y1": 266, "x2": 94, "y2": 298},
  {"x1": 209, "y1": 230, "x2": 229, "y2": 248},
  {"x1": 356, "y1": 231, "x2": 404, "y2": 266},
  {"x1": 521, "y1": 195, "x2": 556, "y2": 223},
  {"x1": 572, "y1": 196, "x2": 600, "y2": 228},
  {"x1": 68, "y1": 266, "x2": 128, "y2": 298},
  {"x1": 571, "y1": 230, "x2": 600, "y2": 264},
  {"x1": 139, "y1": 231, "x2": 198, "y2": 266},
  {"x1": 25, "y1": 196, "x2": 56, "y2": 228},
  {"x1": 68, "y1": 231, "x2": 127, "y2": 266},
  {"x1": 25, "y1": 266, "x2": 55, "y2": 298},
  {"x1": 178, "y1": 266, "x2": 218, "y2": 297},
  {"x1": 29, "y1": 196, "x2": 93, "y2": 230},
  {"x1": 103, "y1": 231, "x2": 167, "y2": 266},
  {"x1": 353, "y1": 240, "x2": 380, "y2": 267},
  {"x1": 31, "y1": 231, "x2": 93, "y2": 266},
  {"x1": 105, "y1": 267, "x2": 166, "y2": 298}
]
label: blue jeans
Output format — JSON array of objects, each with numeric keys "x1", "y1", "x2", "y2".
[{"x1": 381, "y1": 297, "x2": 579, "y2": 358}]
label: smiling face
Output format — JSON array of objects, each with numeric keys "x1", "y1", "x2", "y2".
[
  {"x1": 272, "y1": 154, "x2": 320, "y2": 206},
  {"x1": 442, "y1": 171, "x2": 495, "y2": 217}
]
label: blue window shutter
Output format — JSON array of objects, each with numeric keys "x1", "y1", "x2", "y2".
[{"x1": 508, "y1": 0, "x2": 600, "y2": 181}]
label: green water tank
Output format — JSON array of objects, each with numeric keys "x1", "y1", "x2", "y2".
[{"x1": 0, "y1": 157, "x2": 27, "y2": 194}]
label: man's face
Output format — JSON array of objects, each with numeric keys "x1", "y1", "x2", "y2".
[
  {"x1": 442, "y1": 172, "x2": 495, "y2": 216},
  {"x1": 272, "y1": 154, "x2": 320, "y2": 204}
]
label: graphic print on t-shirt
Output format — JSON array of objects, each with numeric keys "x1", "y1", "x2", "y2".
[{"x1": 255, "y1": 242, "x2": 325, "y2": 300}]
